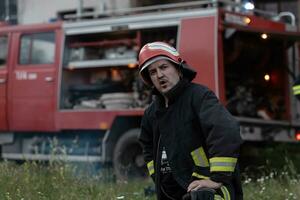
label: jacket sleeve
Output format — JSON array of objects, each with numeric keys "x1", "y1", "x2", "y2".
[
  {"x1": 193, "y1": 88, "x2": 243, "y2": 184},
  {"x1": 139, "y1": 108, "x2": 155, "y2": 182}
]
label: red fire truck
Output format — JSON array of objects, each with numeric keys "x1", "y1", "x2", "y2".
[{"x1": 0, "y1": 1, "x2": 300, "y2": 178}]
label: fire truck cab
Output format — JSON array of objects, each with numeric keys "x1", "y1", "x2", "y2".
[{"x1": 0, "y1": 1, "x2": 300, "y2": 178}]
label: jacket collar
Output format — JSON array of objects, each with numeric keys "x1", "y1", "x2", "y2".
[{"x1": 154, "y1": 78, "x2": 189, "y2": 108}]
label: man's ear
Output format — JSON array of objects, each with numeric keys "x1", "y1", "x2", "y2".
[
  {"x1": 178, "y1": 69, "x2": 183, "y2": 79},
  {"x1": 177, "y1": 63, "x2": 184, "y2": 79}
]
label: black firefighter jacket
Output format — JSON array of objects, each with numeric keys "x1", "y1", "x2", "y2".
[{"x1": 139, "y1": 80, "x2": 243, "y2": 200}]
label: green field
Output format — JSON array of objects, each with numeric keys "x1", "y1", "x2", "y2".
[{"x1": 0, "y1": 160, "x2": 299, "y2": 200}]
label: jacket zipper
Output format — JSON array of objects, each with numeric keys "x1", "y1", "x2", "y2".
[{"x1": 156, "y1": 133, "x2": 177, "y2": 200}]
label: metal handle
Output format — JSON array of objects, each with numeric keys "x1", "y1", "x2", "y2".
[
  {"x1": 0, "y1": 78, "x2": 6, "y2": 84},
  {"x1": 45, "y1": 77, "x2": 53, "y2": 82}
]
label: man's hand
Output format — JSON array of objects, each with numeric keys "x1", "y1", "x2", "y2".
[{"x1": 187, "y1": 179, "x2": 222, "y2": 192}]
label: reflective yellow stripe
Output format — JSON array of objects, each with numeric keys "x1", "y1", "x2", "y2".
[
  {"x1": 220, "y1": 186, "x2": 231, "y2": 200},
  {"x1": 293, "y1": 89, "x2": 300, "y2": 95},
  {"x1": 192, "y1": 172, "x2": 210, "y2": 180},
  {"x1": 209, "y1": 157, "x2": 237, "y2": 172},
  {"x1": 191, "y1": 147, "x2": 209, "y2": 167},
  {"x1": 293, "y1": 85, "x2": 300, "y2": 95},
  {"x1": 293, "y1": 85, "x2": 300, "y2": 91},
  {"x1": 147, "y1": 160, "x2": 154, "y2": 176},
  {"x1": 214, "y1": 194, "x2": 224, "y2": 200}
]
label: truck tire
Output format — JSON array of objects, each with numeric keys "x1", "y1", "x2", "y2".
[{"x1": 113, "y1": 128, "x2": 147, "y2": 180}]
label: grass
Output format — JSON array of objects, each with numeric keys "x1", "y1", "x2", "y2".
[
  {"x1": 242, "y1": 159, "x2": 300, "y2": 199},
  {"x1": 241, "y1": 143, "x2": 300, "y2": 200},
  {"x1": 0, "y1": 159, "x2": 299, "y2": 200},
  {"x1": 0, "y1": 161, "x2": 155, "y2": 200},
  {"x1": 243, "y1": 172, "x2": 300, "y2": 200}
]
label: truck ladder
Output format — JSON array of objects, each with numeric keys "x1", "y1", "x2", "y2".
[{"x1": 64, "y1": 0, "x2": 280, "y2": 21}]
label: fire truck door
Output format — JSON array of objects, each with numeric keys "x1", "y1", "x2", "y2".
[
  {"x1": 9, "y1": 30, "x2": 58, "y2": 131},
  {"x1": 179, "y1": 16, "x2": 220, "y2": 96},
  {"x1": 0, "y1": 34, "x2": 9, "y2": 131}
]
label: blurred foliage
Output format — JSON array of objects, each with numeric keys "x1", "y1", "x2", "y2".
[{"x1": 240, "y1": 142, "x2": 300, "y2": 177}]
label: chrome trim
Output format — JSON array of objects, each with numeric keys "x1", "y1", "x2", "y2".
[
  {"x1": 63, "y1": 9, "x2": 217, "y2": 35},
  {"x1": 101, "y1": 130, "x2": 110, "y2": 163},
  {"x1": 2, "y1": 153, "x2": 102, "y2": 162},
  {"x1": 236, "y1": 116, "x2": 290, "y2": 127},
  {"x1": 68, "y1": 58, "x2": 137, "y2": 69}
]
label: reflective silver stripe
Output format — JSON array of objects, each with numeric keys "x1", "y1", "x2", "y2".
[
  {"x1": 191, "y1": 147, "x2": 209, "y2": 167},
  {"x1": 209, "y1": 157, "x2": 237, "y2": 172}
]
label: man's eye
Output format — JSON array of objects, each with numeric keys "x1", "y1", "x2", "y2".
[
  {"x1": 161, "y1": 65, "x2": 168, "y2": 70},
  {"x1": 149, "y1": 71, "x2": 156, "y2": 76}
]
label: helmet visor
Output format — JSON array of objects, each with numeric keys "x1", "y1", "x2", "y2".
[{"x1": 140, "y1": 55, "x2": 179, "y2": 73}]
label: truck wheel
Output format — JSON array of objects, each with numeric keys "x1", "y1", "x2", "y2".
[{"x1": 113, "y1": 128, "x2": 147, "y2": 180}]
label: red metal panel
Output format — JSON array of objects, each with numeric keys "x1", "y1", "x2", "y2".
[
  {"x1": 53, "y1": 29, "x2": 63, "y2": 130},
  {"x1": 247, "y1": 15, "x2": 285, "y2": 31},
  {"x1": 12, "y1": 68, "x2": 55, "y2": 98},
  {"x1": 0, "y1": 32, "x2": 10, "y2": 131},
  {"x1": 0, "y1": 69, "x2": 8, "y2": 130},
  {"x1": 179, "y1": 15, "x2": 218, "y2": 94},
  {"x1": 0, "y1": 22, "x2": 61, "y2": 35},
  {"x1": 11, "y1": 98, "x2": 55, "y2": 130}
]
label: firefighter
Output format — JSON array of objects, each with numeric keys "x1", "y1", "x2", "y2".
[{"x1": 138, "y1": 42, "x2": 243, "y2": 200}]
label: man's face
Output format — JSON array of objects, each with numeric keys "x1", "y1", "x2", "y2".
[{"x1": 148, "y1": 59, "x2": 181, "y2": 94}]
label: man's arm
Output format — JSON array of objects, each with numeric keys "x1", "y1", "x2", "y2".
[
  {"x1": 139, "y1": 109, "x2": 155, "y2": 181},
  {"x1": 190, "y1": 87, "x2": 242, "y2": 189}
]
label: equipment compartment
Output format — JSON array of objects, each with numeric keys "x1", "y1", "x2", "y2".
[
  {"x1": 60, "y1": 27, "x2": 178, "y2": 110},
  {"x1": 223, "y1": 30, "x2": 290, "y2": 121}
]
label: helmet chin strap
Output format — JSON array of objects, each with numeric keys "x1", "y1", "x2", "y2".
[
  {"x1": 178, "y1": 60, "x2": 185, "y2": 68},
  {"x1": 178, "y1": 61, "x2": 185, "y2": 79}
]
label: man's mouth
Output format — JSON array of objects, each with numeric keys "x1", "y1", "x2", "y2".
[{"x1": 159, "y1": 80, "x2": 168, "y2": 88}]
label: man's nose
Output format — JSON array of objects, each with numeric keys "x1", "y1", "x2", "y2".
[{"x1": 157, "y1": 69, "x2": 163, "y2": 78}]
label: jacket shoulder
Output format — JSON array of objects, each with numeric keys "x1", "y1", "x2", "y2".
[
  {"x1": 189, "y1": 83, "x2": 210, "y2": 92},
  {"x1": 188, "y1": 83, "x2": 212, "y2": 99}
]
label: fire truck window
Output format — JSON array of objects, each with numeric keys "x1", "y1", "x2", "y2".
[
  {"x1": 19, "y1": 32, "x2": 55, "y2": 65},
  {"x1": 0, "y1": 36, "x2": 8, "y2": 67}
]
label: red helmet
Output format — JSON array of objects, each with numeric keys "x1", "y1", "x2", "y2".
[{"x1": 138, "y1": 41, "x2": 196, "y2": 86}]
